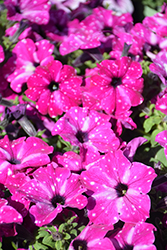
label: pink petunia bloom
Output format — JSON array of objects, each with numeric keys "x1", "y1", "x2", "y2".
[
  {"x1": 109, "y1": 109, "x2": 137, "y2": 136},
  {"x1": 69, "y1": 224, "x2": 114, "y2": 250},
  {"x1": 155, "y1": 88, "x2": 167, "y2": 115},
  {"x1": 7, "y1": 38, "x2": 54, "y2": 93},
  {"x1": 91, "y1": 6, "x2": 133, "y2": 43},
  {"x1": 0, "y1": 198, "x2": 23, "y2": 241},
  {"x1": 4, "y1": 0, "x2": 51, "y2": 24},
  {"x1": 149, "y1": 50, "x2": 167, "y2": 86},
  {"x1": 25, "y1": 60, "x2": 82, "y2": 117},
  {"x1": 53, "y1": 149, "x2": 101, "y2": 173},
  {"x1": 155, "y1": 130, "x2": 167, "y2": 159},
  {"x1": 0, "y1": 45, "x2": 4, "y2": 63},
  {"x1": 0, "y1": 135, "x2": 53, "y2": 183},
  {"x1": 18, "y1": 163, "x2": 88, "y2": 226},
  {"x1": 59, "y1": 14, "x2": 102, "y2": 55},
  {"x1": 109, "y1": 31, "x2": 144, "y2": 60},
  {"x1": 51, "y1": 106, "x2": 120, "y2": 153},
  {"x1": 109, "y1": 221, "x2": 156, "y2": 250},
  {"x1": 82, "y1": 57, "x2": 144, "y2": 114},
  {"x1": 42, "y1": 9, "x2": 69, "y2": 43},
  {"x1": 81, "y1": 150, "x2": 157, "y2": 225}
]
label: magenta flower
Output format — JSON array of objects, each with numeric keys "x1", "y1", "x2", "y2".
[
  {"x1": 42, "y1": 9, "x2": 69, "y2": 43},
  {"x1": 110, "y1": 222, "x2": 156, "y2": 250},
  {"x1": 0, "y1": 198, "x2": 22, "y2": 224},
  {"x1": 149, "y1": 50, "x2": 167, "y2": 85},
  {"x1": 51, "y1": 106, "x2": 120, "y2": 153},
  {"x1": 25, "y1": 60, "x2": 82, "y2": 117},
  {"x1": 92, "y1": 7, "x2": 133, "y2": 43},
  {"x1": 59, "y1": 15, "x2": 101, "y2": 55},
  {"x1": 109, "y1": 109, "x2": 137, "y2": 136},
  {"x1": 69, "y1": 224, "x2": 114, "y2": 250},
  {"x1": 82, "y1": 57, "x2": 144, "y2": 114},
  {"x1": 0, "y1": 45, "x2": 4, "y2": 63},
  {"x1": 155, "y1": 88, "x2": 167, "y2": 115},
  {"x1": 0, "y1": 198, "x2": 23, "y2": 240},
  {"x1": 81, "y1": 150, "x2": 156, "y2": 225},
  {"x1": 7, "y1": 38, "x2": 54, "y2": 93},
  {"x1": 4, "y1": 0, "x2": 51, "y2": 24},
  {"x1": 0, "y1": 135, "x2": 53, "y2": 182},
  {"x1": 155, "y1": 130, "x2": 167, "y2": 158},
  {"x1": 18, "y1": 163, "x2": 88, "y2": 226}
]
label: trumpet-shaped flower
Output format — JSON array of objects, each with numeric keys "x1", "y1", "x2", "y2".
[
  {"x1": 52, "y1": 106, "x2": 120, "y2": 153},
  {"x1": 25, "y1": 60, "x2": 82, "y2": 117},
  {"x1": 81, "y1": 150, "x2": 156, "y2": 225},
  {"x1": 18, "y1": 163, "x2": 88, "y2": 226}
]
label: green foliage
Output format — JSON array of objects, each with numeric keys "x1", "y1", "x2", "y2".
[
  {"x1": 29, "y1": 215, "x2": 85, "y2": 250},
  {"x1": 140, "y1": 103, "x2": 167, "y2": 146}
]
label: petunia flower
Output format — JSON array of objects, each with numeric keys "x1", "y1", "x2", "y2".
[
  {"x1": 109, "y1": 221, "x2": 156, "y2": 250},
  {"x1": 0, "y1": 135, "x2": 53, "y2": 183},
  {"x1": 149, "y1": 50, "x2": 167, "y2": 86},
  {"x1": 7, "y1": 38, "x2": 54, "y2": 93},
  {"x1": 81, "y1": 150, "x2": 157, "y2": 225},
  {"x1": 4, "y1": 0, "x2": 51, "y2": 25},
  {"x1": 0, "y1": 45, "x2": 4, "y2": 63},
  {"x1": 82, "y1": 57, "x2": 144, "y2": 114},
  {"x1": 51, "y1": 106, "x2": 120, "y2": 153},
  {"x1": 0, "y1": 198, "x2": 23, "y2": 241},
  {"x1": 18, "y1": 163, "x2": 88, "y2": 226},
  {"x1": 155, "y1": 130, "x2": 167, "y2": 159},
  {"x1": 69, "y1": 223, "x2": 114, "y2": 250},
  {"x1": 25, "y1": 60, "x2": 82, "y2": 117}
]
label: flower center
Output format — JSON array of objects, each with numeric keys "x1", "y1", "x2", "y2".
[
  {"x1": 48, "y1": 80, "x2": 59, "y2": 92},
  {"x1": 72, "y1": 239, "x2": 87, "y2": 250},
  {"x1": 115, "y1": 182, "x2": 128, "y2": 197},
  {"x1": 111, "y1": 77, "x2": 122, "y2": 88},
  {"x1": 33, "y1": 62, "x2": 40, "y2": 67},
  {"x1": 123, "y1": 245, "x2": 134, "y2": 250},
  {"x1": 76, "y1": 131, "x2": 89, "y2": 143},
  {"x1": 8, "y1": 158, "x2": 21, "y2": 165},
  {"x1": 51, "y1": 194, "x2": 65, "y2": 208},
  {"x1": 15, "y1": 5, "x2": 21, "y2": 14},
  {"x1": 103, "y1": 26, "x2": 113, "y2": 36}
]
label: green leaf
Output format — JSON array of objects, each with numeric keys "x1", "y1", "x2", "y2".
[
  {"x1": 59, "y1": 224, "x2": 65, "y2": 233},
  {"x1": 64, "y1": 233, "x2": 71, "y2": 240},
  {"x1": 144, "y1": 6, "x2": 158, "y2": 17},
  {"x1": 150, "y1": 129, "x2": 163, "y2": 146},
  {"x1": 55, "y1": 240, "x2": 63, "y2": 250},
  {"x1": 143, "y1": 116, "x2": 162, "y2": 133},
  {"x1": 78, "y1": 225, "x2": 86, "y2": 232},
  {"x1": 155, "y1": 148, "x2": 167, "y2": 167},
  {"x1": 42, "y1": 234, "x2": 55, "y2": 248},
  {"x1": 36, "y1": 230, "x2": 49, "y2": 239},
  {"x1": 70, "y1": 229, "x2": 78, "y2": 237},
  {"x1": 32, "y1": 241, "x2": 48, "y2": 250}
]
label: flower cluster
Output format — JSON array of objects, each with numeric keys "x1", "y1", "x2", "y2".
[{"x1": 1, "y1": 0, "x2": 167, "y2": 249}]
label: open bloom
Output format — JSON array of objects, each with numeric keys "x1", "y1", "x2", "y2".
[
  {"x1": 7, "y1": 38, "x2": 54, "y2": 93},
  {"x1": 69, "y1": 224, "x2": 114, "y2": 250},
  {"x1": 4, "y1": 0, "x2": 50, "y2": 24},
  {"x1": 25, "y1": 60, "x2": 82, "y2": 117},
  {"x1": 82, "y1": 57, "x2": 144, "y2": 114},
  {"x1": 0, "y1": 198, "x2": 23, "y2": 241},
  {"x1": 52, "y1": 106, "x2": 120, "y2": 153},
  {"x1": 18, "y1": 163, "x2": 88, "y2": 226},
  {"x1": 155, "y1": 130, "x2": 167, "y2": 158},
  {"x1": 0, "y1": 135, "x2": 53, "y2": 183},
  {"x1": 81, "y1": 150, "x2": 156, "y2": 225},
  {"x1": 110, "y1": 222, "x2": 156, "y2": 250}
]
